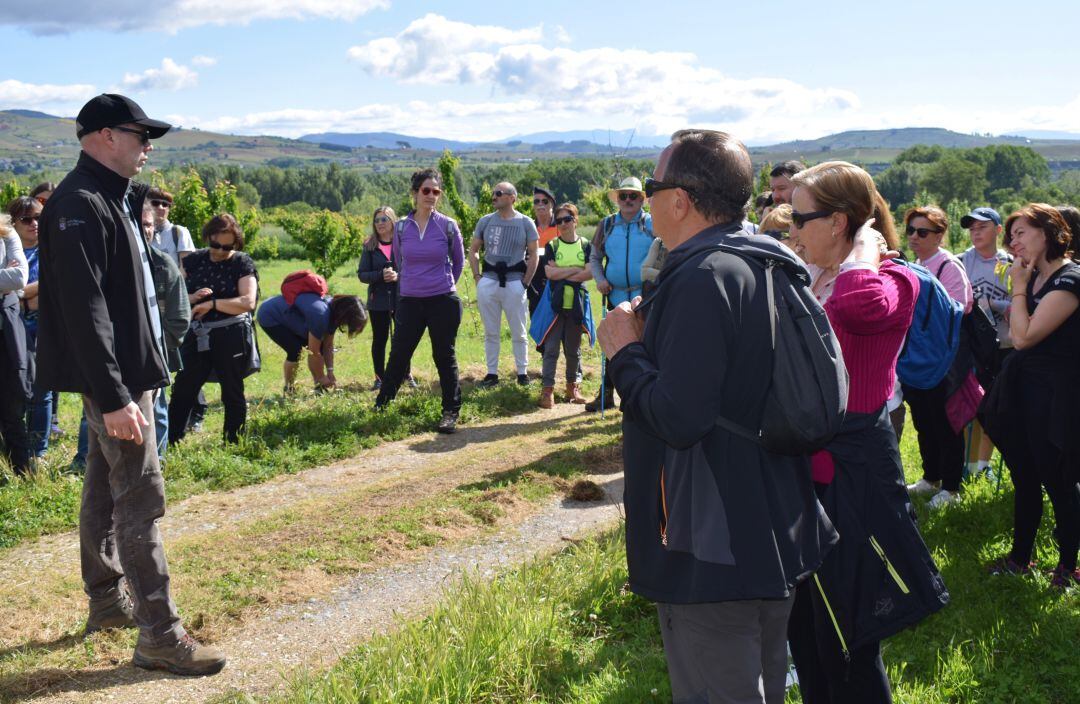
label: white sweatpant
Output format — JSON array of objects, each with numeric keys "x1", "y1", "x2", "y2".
[{"x1": 476, "y1": 276, "x2": 529, "y2": 375}]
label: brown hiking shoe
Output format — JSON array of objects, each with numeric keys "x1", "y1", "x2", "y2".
[
  {"x1": 133, "y1": 633, "x2": 226, "y2": 676},
  {"x1": 538, "y1": 386, "x2": 555, "y2": 408},
  {"x1": 565, "y1": 383, "x2": 586, "y2": 404},
  {"x1": 85, "y1": 590, "x2": 135, "y2": 635}
]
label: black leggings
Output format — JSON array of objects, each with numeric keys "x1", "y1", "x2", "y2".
[
  {"x1": 369, "y1": 310, "x2": 392, "y2": 379},
  {"x1": 1004, "y1": 384, "x2": 1080, "y2": 571},
  {"x1": 0, "y1": 337, "x2": 31, "y2": 475},
  {"x1": 168, "y1": 325, "x2": 249, "y2": 444},
  {"x1": 903, "y1": 381, "x2": 964, "y2": 492},
  {"x1": 376, "y1": 294, "x2": 461, "y2": 413},
  {"x1": 260, "y1": 323, "x2": 305, "y2": 363}
]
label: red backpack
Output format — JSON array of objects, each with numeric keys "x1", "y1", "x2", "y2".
[{"x1": 280, "y1": 270, "x2": 328, "y2": 306}]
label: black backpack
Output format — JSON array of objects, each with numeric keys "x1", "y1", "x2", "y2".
[{"x1": 651, "y1": 242, "x2": 849, "y2": 455}]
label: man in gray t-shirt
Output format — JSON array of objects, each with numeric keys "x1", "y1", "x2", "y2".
[{"x1": 469, "y1": 182, "x2": 539, "y2": 386}]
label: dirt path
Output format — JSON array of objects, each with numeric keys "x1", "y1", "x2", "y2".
[{"x1": 1, "y1": 403, "x2": 624, "y2": 703}]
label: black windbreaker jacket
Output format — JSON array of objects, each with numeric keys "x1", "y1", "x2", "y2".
[
  {"x1": 36, "y1": 152, "x2": 168, "y2": 413},
  {"x1": 609, "y1": 223, "x2": 837, "y2": 603}
]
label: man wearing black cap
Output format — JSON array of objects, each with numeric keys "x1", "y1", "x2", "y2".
[{"x1": 36, "y1": 94, "x2": 225, "y2": 676}]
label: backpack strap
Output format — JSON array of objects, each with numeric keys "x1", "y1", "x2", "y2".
[
  {"x1": 172, "y1": 225, "x2": 180, "y2": 253},
  {"x1": 935, "y1": 259, "x2": 948, "y2": 279}
]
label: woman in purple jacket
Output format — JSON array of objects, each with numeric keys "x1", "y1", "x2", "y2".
[{"x1": 374, "y1": 169, "x2": 465, "y2": 433}]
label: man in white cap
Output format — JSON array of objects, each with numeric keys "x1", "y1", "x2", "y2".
[
  {"x1": 585, "y1": 176, "x2": 654, "y2": 411},
  {"x1": 36, "y1": 93, "x2": 225, "y2": 677}
]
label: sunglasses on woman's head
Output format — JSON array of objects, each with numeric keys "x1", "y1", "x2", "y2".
[
  {"x1": 555, "y1": 215, "x2": 575, "y2": 225},
  {"x1": 618, "y1": 192, "x2": 640, "y2": 202},
  {"x1": 374, "y1": 216, "x2": 392, "y2": 224},
  {"x1": 790, "y1": 210, "x2": 832, "y2": 228},
  {"x1": 208, "y1": 241, "x2": 235, "y2": 252},
  {"x1": 905, "y1": 225, "x2": 942, "y2": 238},
  {"x1": 420, "y1": 186, "x2": 441, "y2": 196}
]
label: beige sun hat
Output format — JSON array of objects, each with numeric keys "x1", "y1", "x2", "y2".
[{"x1": 608, "y1": 176, "x2": 646, "y2": 204}]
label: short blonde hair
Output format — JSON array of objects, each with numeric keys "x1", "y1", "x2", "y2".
[
  {"x1": 0, "y1": 213, "x2": 12, "y2": 237},
  {"x1": 760, "y1": 204, "x2": 792, "y2": 234}
]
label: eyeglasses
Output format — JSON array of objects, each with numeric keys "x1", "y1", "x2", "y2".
[
  {"x1": 554, "y1": 215, "x2": 575, "y2": 225},
  {"x1": 374, "y1": 216, "x2": 392, "y2": 224},
  {"x1": 493, "y1": 190, "x2": 515, "y2": 199},
  {"x1": 34, "y1": 196, "x2": 48, "y2": 205},
  {"x1": 150, "y1": 200, "x2": 171, "y2": 209},
  {"x1": 618, "y1": 192, "x2": 641, "y2": 202},
  {"x1": 18, "y1": 215, "x2": 40, "y2": 224},
  {"x1": 110, "y1": 125, "x2": 151, "y2": 145},
  {"x1": 420, "y1": 186, "x2": 442, "y2": 196},
  {"x1": 644, "y1": 178, "x2": 695, "y2": 199},
  {"x1": 905, "y1": 225, "x2": 943, "y2": 238},
  {"x1": 533, "y1": 197, "x2": 550, "y2": 205},
  {"x1": 790, "y1": 210, "x2": 832, "y2": 228},
  {"x1": 208, "y1": 240, "x2": 235, "y2": 252}
]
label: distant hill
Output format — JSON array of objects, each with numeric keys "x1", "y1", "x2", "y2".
[
  {"x1": 299, "y1": 132, "x2": 479, "y2": 151},
  {"x1": 299, "y1": 130, "x2": 658, "y2": 155}
]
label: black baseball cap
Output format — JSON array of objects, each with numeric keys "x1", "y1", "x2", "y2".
[
  {"x1": 75, "y1": 93, "x2": 172, "y2": 140},
  {"x1": 960, "y1": 207, "x2": 1002, "y2": 228},
  {"x1": 533, "y1": 185, "x2": 556, "y2": 203}
]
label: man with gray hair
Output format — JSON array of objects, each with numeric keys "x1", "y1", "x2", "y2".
[
  {"x1": 469, "y1": 182, "x2": 539, "y2": 387},
  {"x1": 36, "y1": 94, "x2": 224, "y2": 676},
  {"x1": 598, "y1": 130, "x2": 834, "y2": 703}
]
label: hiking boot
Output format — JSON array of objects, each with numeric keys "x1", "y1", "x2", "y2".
[
  {"x1": 517, "y1": 374, "x2": 530, "y2": 386},
  {"x1": 565, "y1": 383, "x2": 586, "y2": 405},
  {"x1": 477, "y1": 374, "x2": 499, "y2": 388},
  {"x1": 584, "y1": 392, "x2": 615, "y2": 413},
  {"x1": 1048, "y1": 564, "x2": 1080, "y2": 591},
  {"x1": 927, "y1": 489, "x2": 960, "y2": 509},
  {"x1": 906, "y1": 478, "x2": 940, "y2": 496},
  {"x1": 133, "y1": 633, "x2": 226, "y2": 677},
  {"x1": 406, "y1": 375, "x2": 420, "y2": 388},
  {"x1": 437, "y1": 411, "x2": 458, "y2": 434},
  {"x1": 85, "y1": 590, "x2": 135, "y2": 635},
  {"x1": 987, "y1": 556, "x2": 1034, "y2": 576},
  {"x1": 538, "y1": 387, "x2": 555, "y2": 409}
]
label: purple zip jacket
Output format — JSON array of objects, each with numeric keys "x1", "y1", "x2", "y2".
[{"x1": 393, "y1": 210, "x2": 465, "y2": 298}]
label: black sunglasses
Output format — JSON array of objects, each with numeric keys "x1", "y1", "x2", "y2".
[
  {"x1": 554, "y1": 215, "x2": 575, "y2": 225},
  {"x1": 644, "y1": 178, "x2": 696, "y2": 199},
  {"x1": 18, "y1": 215, "x2": 40, "y2": 224},
  {"x1": 111, "y1": 125, "x2": 151, "y2": 145},
  {"x1": 208, "y1": 240, "x2": 235, "y2": 252},
  {"x1": 374, "y1": 215, "x2": 392, "y2": 224},
  {"x1": 150, "y1": 199, "x2": 171, "y2": 208},
  {"x1": 790, "y1": 210, "x2": 832, "y2": 228},
  {"x1": 419, "y1": 186, "x2": 441, "y2": 196},
  {"x1": 618, "y1": 192, "x2": 641, "y2": 202},
  {"x1": 533, "y1": 197, "x2": 550, "y2": 205},
  {"x1": 906, "y1": 225, "x2": 943, "y2": 238},
  {"x1": 493, "y1": 190, "x2": 515, "y2": 199}
]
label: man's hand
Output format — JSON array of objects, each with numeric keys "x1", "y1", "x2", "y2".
[
  {"x1": 191, "y1": 301, "x2": 213, "y2": 319},
  {"x1": 597, "y1": 280, "x2": 613, "y2": 295},
  {"x1": 103, "y1": 402, "x2": 150, "y2": 445},
  {"x1": 598, "y1": 297, "x2": 644, "y2": 360}
]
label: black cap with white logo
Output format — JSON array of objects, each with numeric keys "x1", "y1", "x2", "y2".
[{"x1": 75, "y1": 94, "x2": 172, "y2": 140}]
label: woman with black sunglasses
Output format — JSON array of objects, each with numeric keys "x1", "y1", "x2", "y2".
[
  {"x1": 902, "y1": 205, "x2": 974, "y2": 510},
  {"x1": 374, "y1": 169, "x2": 465, "y2": 433},
  {"x1": 168, "y1": 213, "x2": 259, "y2": 444}
]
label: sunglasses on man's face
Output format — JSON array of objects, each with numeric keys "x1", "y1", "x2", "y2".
[
  {"x1": 208, "y1": 240, "x2": 235, "y2": 252},
  {"x1": 420, "y1": 186, "x2": 442, "y2": 196},
  {"x1": 18, "y1": 215, "x2": 40, "y2": 224},
  {"x1": 150, "y1": 200, "x2": 170, "y2": 209},
  {"x1": 492, "y1": 190, "x2": 515, "y2": 199},
  {"x1": 374, "y1": 216, "x2": 392, "y2": 224},
  {"x1": 533, "y1": 197, "x2": 550, "y2": 206},
  {"x1": 790, "y1": 210, "x2": 832, "y2": 229},
  {"x1": 555, "y1": 215, "x2": 575, "y2": 225},
  {"x1": 618, "y1": 192, "x2": 641, "y2": 202},
  {"x1": 905, "y1": 225, "x2": 942, "y2": 238},
  {"x1": 110, "y1": 125, "x2": 151, "y2": 145}
]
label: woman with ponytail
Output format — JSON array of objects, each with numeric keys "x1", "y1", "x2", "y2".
[{"x1": 785, "y1": 161, "x2": 948, "y2": 703}]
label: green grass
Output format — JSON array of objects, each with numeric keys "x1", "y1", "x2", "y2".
[
  {"x1": 0, "y1": 259, "x2": 609, "y2": 552},
  {"x1": 232, "y1": 429, "x2": 1080, "y2": 704}
]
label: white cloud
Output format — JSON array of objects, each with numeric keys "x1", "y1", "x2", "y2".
[
  {"x1": 0, "y1": 0, "x2": 388, "y2": 34},
  {"x1": 0, "y1": 79, "x2": 97, "y2": 109},
  {"x1": 191, "y1": 55, "x2": 217, "y2": 67},
  {"x1": 120, "y1": 59, "x2": 199, "y2": 93}
]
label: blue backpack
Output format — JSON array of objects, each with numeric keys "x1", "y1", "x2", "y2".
[{"x1": 895, "y1": 258, "x2": 964, "y2": 389}]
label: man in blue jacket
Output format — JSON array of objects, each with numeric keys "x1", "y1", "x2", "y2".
[
  {"x1": 585, "y1": 176, "x2": 653, "y2": 411},
  {"x1": 598, "y1": 130, "x2": 834, "y2": 704}
]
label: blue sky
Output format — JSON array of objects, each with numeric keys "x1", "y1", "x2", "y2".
[{"x1": 2, "y1": 0, "x2": 1079, "y2": 145}]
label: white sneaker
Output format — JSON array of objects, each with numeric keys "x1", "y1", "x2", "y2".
[
  {"x1": 928, "y1": 489, "x2": 960, "y2": 509},
  {"x1": 906, "y1": 478, "x2": 940, "y2": 496}
]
